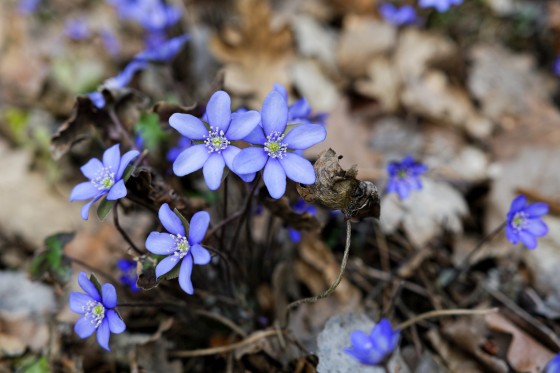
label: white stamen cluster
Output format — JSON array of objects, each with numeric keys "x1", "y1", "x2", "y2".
[
  {"x1": 204, "y1": 127, "x2": 230, "y2": 153},
  {"x1": 264, "y1": 131, "x2": 288, "y2": 159},
  {"x1": 511, "y1": 212, "x2": 528, "y2": 231},
  {"x1": 82, "y1": 300, "x2": 106, "y2": 328},
  {"x1": 92, "y1": 167, "x2": 116, "y2": 191},
  {"x1": 171, "y1": 234, "x2": 190, "y2": 262}
]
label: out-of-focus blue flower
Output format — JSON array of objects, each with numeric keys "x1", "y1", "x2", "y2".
[
  {"x1": 273, "y1": 84, "x2": 328, "y2": 126},
  {"x1": 233, "y1": 90, "x2": 327, "y2": 199},
  {"x1": 170, "y1": 90, "x2": 261, "y2": 190},
  {"x1": 64, "y1": 18, "x2": 91, "y2": 41},
  {"x1": 88, "y1": 92, "x2": 106, "y2": 109},
  {"x1": 545, "y1": 354, "x2": 560, "y2": 373},
  {"x1": 69, "y1": 272, "x2": 126, "y2": 351},
  {"x1": 505, "y1": 195, "x2": 548, "y2": 250},
  {"x1": 110, "y1": 0, "x2": 181, "y2": 32},
  {"x1": 135, "y1": 34, "x2": 190, "y2": 63},
  {"x1": 386, "y1": 156, "x2": 427, "y2": 200},
  {"x1": 145, "y1": 204, "x2": 211, "y2": 294},
  {"x1": 100, "y1": 29, "x2": 121, "y2": 57},
  {"x1": 345, "y1": 318, "x2": 400, "y2": 366},
  {"x1": 70, "y1": 144, "x2": 139, "y2": 220},
  {"x1": 288, "y1": 199, "x2": 317, "y2": 243},
  {"x1": 379, "y1": 4, "x2": 417, "y2": 26},
  {"x1": 18, "y1": 0, "x2": 41, "y2": 15},
  {"x1": 167, "y1": 136, "x2": 192, "y2": 163},
  {"x1": 554, "y1": 57, "x2": 560, "y2": 77},
  {"x1": 117, "y1": 259, "x2": 139, "y2": 292},
  {"x1": 419, "y1": 0, "x2": 463, "y2": 12}
]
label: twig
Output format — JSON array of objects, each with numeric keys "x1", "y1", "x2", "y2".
[
  {"x1": 284, "y1": 219, "x2": 352, "y2": 322},
  {"x1": 113, "y1": 202, "x2": 143, "y2": 255},
  {"x1": 396, "y1": 308, "x2": 499, "y2": 330},
  {"x1": 193, "y1": 309, "x2": 247, "y2": 338}
]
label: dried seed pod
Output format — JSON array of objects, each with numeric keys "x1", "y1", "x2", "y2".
[{"x1": 297, "y1": 148, "x2": 380, "y2": 220}]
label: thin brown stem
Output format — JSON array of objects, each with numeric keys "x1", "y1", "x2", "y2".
[
  {"x1": 66, "y1": 255, "x2": 120, "y2": 285},
  {"x1": 229, "y1": 174, "x2": 261, "y2": 253},
  {"x1": 108, "y1": 107, "x2": 137, "y2": 151},
  {"x1": 113, "y1": 202, "x2": 143, "y2": 255},
  {"x1": 397, "y1": 308, "x2": 499, "y2": 330}
]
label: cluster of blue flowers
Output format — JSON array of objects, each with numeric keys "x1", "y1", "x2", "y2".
[{"x1": 379, "y1": 0, "x2": 464, "y2": 26}]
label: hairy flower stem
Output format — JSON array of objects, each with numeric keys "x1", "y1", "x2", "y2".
[
  {"x1": 113, "y1": 202, "x2": 143, "y2": 255},
  {"x1": 283, "y1": 219, "x2": 352, "y2": 326},
  {"x1": 397, "y1": 308, "x2": 498, "y2": 330},
  {"x1": 108, "y1": 107, "x2": 137, "y2": 151},
  {"x1": 228, "y1": 174, "x2": 261, "y2": 254},
  {"x1": 66, "y1": 255, "x2": 120, "y2": 285}
]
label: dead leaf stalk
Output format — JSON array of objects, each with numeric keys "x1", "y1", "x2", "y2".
[{"x1": 397, "y1": 308, "x2": 499, "y2": 330}]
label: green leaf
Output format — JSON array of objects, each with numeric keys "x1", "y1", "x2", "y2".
[
  {"x1": 30, "y1": 233, "x2": 74, "y2": 284},
  {"x1": 16, "y1": 356, "x2": 51, "y2": 373},
  {"x1": 97, "y1": 198, "x2": 116, "y2": 221},
  {"x1": 135, "y1": 113, "x2": 167, "y2": 151},
  {"x1": 89, "y1": 273, "x2": 103, "y2": 294}
]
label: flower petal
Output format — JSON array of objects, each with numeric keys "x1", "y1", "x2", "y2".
[
  {"x1": 191, "y1": 244, "x2": 211, "y2": 265},
  {"x1": 519, "y1": 230, "x2": 537, "y2": 250},
  {"x1": 173, "y1": 144, "x2": 210, "y2": 176},
  {"x1": 80, "y1": 158, "x2": 104, "y2": 179},
  {"x1": 203, "y1": 153, "x2": 225, "y2": 190},
  {"x1": 188, "y1": 211, "x2": 210, "y2": 244},
  {"x1": 262, "y1": 90, "x2": 288, "y2": 135},
  {"x1": 106, "y1": 179, "x2": 127, "y2": 200},
  {"x1": 69, "y1": 292, "x2": 94, "y2": 314},
  {"x1": 80, "y1": 194, "x2": 103, "y2": 220},
  {"x1": 117, "y1": 150, "x2": 140, "y2": 179},
  {"x1": 283, "y1": 124, "x2": 326, "y2": 150},
  {"x1": 106, "y1": 310, "x2": 126, "y2": 334},
  {"x1": 273, "y1": 83, "x2": 288, "y2": 102},
  {"x1": 226, "y1": 110, "x2": 261, "y2": 140},
  {"x1": 155, "y1": 255, "x2": 179, "y2": 278},
  {"x1": 525, "y1": 219, "x2": 548, "y2": 237},
  {"x1": 103, "y1": 144, "x2": 121, "y2": 171},
  {"x1": 74, "y1": 316, "x2": 96, "y2": 338},
  {"x1": 178, "y1": 254, "x2": 194, "y2": 294},
  {"x1": 146, "y1": 232, "x2": 176, "y2": 255},
  {"x1": 263, "y1": 158, "x2": 286, "y2": 199},
  {"x1": 279, "y1": 153, "x2": 315, "y2": 185},
  {"x1": 158, "y1": 203, "x2": 185, "y2": 236},
  {"x1": 288, "y1": 98, "x2": 311, "y2": 121},
  {"x1": 370, "y1": 319, "x2": 393, "y2": 354},
  {"x1": 70, "y1": 182, "x2": 99, "y2": 201},
  {"x1": 525, "y1": 203, "x2": 549, "y2": 218},
  {"x1": 169, "y1": 113, "x2": 208, "y2": 140},
  {"x1": 96, "y1": 319, "x2": 111, "y2": 351},
  {"x1": 206, "y1": 90, "x2": 231, "y2": 132},
  {"x1": 78, "y1": 272, "x2": 101, "y2": 301},
  {"x1": 349, "y1": 330, "x2": 371, "y2": 352},
  {"x1": 242, "y1": 125, "x2": 267, "y2": 144},
  {"x1": 509, "y1": 195, "x2": 527, "y2": 214},
  {"x1": 505, "y1": 225, "x2": 518, "y2": 244},
  {"x1": 222, "y1": 146, "x2": 240, "y2": 171},
  {"x1": 232, "y1": 147, "x2": 268, "y2": 174},
  {"x1": 101, "y1": 283, "x2": 117, "y2": 309}
]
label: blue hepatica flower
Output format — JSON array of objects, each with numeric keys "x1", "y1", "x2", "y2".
[
  {"x1": 64, "y1": 18, "x2": 91, "y2": 41},
  {"x1": 18, "y1": 0, "x2": 41, "y2": 15},
  {"x1": 70, "y1": 144, "x2": 139, "y2": 220},
  {"x1": 546, "y1": 354, "x2": 560, "y2": 373},
  {"x1": 145, "y1": 204, "x2": 211, "y2": 294},
  {"x1": 419, "y1": 0, "x2": 463, "y2": 12},
  {"x1": 170, "y1": 90, "x2": 261, "y2": 190},
  {"x1": 69, "y1": 272, "x2": 126, "y2": 351},
  {"x1": 233, "y1": 90, "x2": 327, "y2": 199},
  {"x1": 117, "y1": 259, "x2": 139, "y2": 292},
  {"x1": 345, "y1": 318, "x2": 400, "y2": 366},
  {"x1": 167, "y1": 136, "x2": 192, "y2": 163},
  {"x1": 386, "y1": 156, "x2": 427, "y2": 200},
  {"x1": 379, "y1": 4, "x2": 417, "y2": 26},
  {"x1": 505, "y1": 195, "x2": 548, "y2": 250},
  {"x1": 288, "y1": 199, "x2": 317, "y2": 243}
]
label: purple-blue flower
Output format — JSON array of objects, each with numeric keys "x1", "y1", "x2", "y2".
[
  {"x1": 69, "y1": 272, "x2": 126, "y2": 351},
  {"x1": 88, "y1": 92, "x2": 106, "y2": 109},
  {"x1": 345, "y1": 318, "x2": 400, "y2": 366},
  {"x1": 505, "y1": 195, "x2": 548, "y2": 250},
  {"x1": 117, "y1": 259, "x2": 139, "y2": 292},
  {"x1": 145, "y1": 204, "x2": 211, "y2": 294},
  {"x1": 134, "y1": 34, "x2": 190, "y2": 63},
  {"x1": 554, "y1": 57, "x2": 560, "y2": 77},
  {"x1": 288, "y1": 199, "x2": 317, "y2": 243},
  {"x1": 70, "y1": 144, "x2": 139, "y2": 220},
  {"x1": 109, "y1": 0, "x2": 181, "y2": 33},
  {"x1": 170, "y1": 90, "x2": 261, "y2": 190},
  {"x1": 386, "y1": 156, "x2": 427, "y2": 200},
  {"x1": 64, "y1": 18, "x2": 91, "y2": 41},
  {"x1": 273, "y1": 84, "x2": 328, "y2": 126},
  {"x1": 167, "y1": 136, "x2": 192, "y2": 163},
  {"x1": 379, "y1": 4, "x2": 417, "y2": 26},
  {"x1": 100, "y1": 29, "x2": 121, "y2": 57},
  {"x1": 18, "y1": 0, "x2": 41, "y2": 15},
  {"x1": 419, "y1": 0, "x2": 463, "y2": 12},
  {"x1": 546, "y1": 354, "x2": 560, "y2": 373},
  {"x1": 233, "y1": 90, "x2": 327, "y2": 199}
]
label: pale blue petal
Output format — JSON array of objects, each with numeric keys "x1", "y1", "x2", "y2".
[
  {"x1": 96, "y1": 319, "x2": 111, "y2": 351},
  {"x1": 80, "y1": 194, "x2": 103, "y2": 221},
  {"x1": 178, "y1": 254, "x2": 194, "y2": 294},
  {"x1": 103, "y1": 144, "x2": 121, "y2": 171},
  {"x1": 78, "y1": 272, "x2": 101, "y2": 300},
  {"x1": 156, "y1": 255, "x2": 179, "y2": 278},
  {"x1": 525, "y1": 203, "x2": 549, "y2": 218},
  {"x1": 505, "y1": 225, "x2": 518, "y2": 244},
  {"x1": 222, "y1": 145, "x2": 240, "y2": 171},
  {"x1": 69, "y1": 292, "x2": 94, "y2": 314},
  {"x1": 106, "y1": 310, "x2": 126, "y2": 334},
  {"x1": 188, "y1": 211, "x2": 210, "y2": 244},
  {"x1": 106, "y1": 179, "x2": 127, "y2": 200},
  {"x1": 279, "y1": 153, "x2": 315, "y2": 185},
  {"x1": 169, "y1": 113, "x2": 208, "y2": 140},
  {"x1": 203, "y1": 153, "x2": 225, "y2": 190},
  {"x1": 242, "y1": 125, "x2": 267, "y2": 144},
  {"x1": 158, "y1": 203, "x2": 185, "y2": 236},
  {"x1": 263, "y1": 158, "x2": 286, "y2": 199},
  {"x1": 70, "y1": 182, "x2": 99, "y2": 201},
  {"x1": 262, "y1": 91, "x2": 288, "y2": 135},
  {"x1": 74, "y1": 317, "x2": 96, "y2": 338},
  {"x1": 519, "y1": 230, "x2": 537, "y2": 250},
  {"x1": 232, "y1": 147, "x2": 268, "y2": 174},
  {"x1": 206, "y1": 90, "x2": 231, "y2": 132},
  {"x1": 117, "y1": 150, "x2": 140, "y2": 179},
  {"x1": 283, "y1": 124, "x2": 326, "y2": 150},
  {"x1": 525, "y1": 220, "x2": 548, "y2": 237},
  {"x1": 509, "y1": 195, "x2": 527, "y2": 214},
  {"x1": 146, "y1": 232, "x2": 176, "y2": 255},
  {"x1": 173, "y1": 144, "x2": 210, "y2": 176},
  {"x1": 80, "y1": 158, "x2": 104, "y2": 179},
  {"x1": 191, "y1": 244, "x2": 211, "y2": 265},
  {"x1": 226, "y1": 110, "x2": 261, "y2": 140},
  {"x1": 101, "y1": 283, "x2": 117, "y2": 308},
  {"x1": 273, "y1": 83, "x2": 288, "y2": 102}
]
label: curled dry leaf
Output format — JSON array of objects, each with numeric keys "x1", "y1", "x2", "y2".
[{"x1": 297, "y1": 148, "x2": 380, "y2": 220}]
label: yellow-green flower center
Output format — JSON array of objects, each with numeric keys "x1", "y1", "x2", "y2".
[
  {"x1": 205, "y1": 127, "x2": 230, "y2": 153},
  {"x1": 264, "y1": 131, "x2": 288, "y2": 159},
  {"x1": 93, "y1": 167, "x2": 116, "y2": 191}
]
